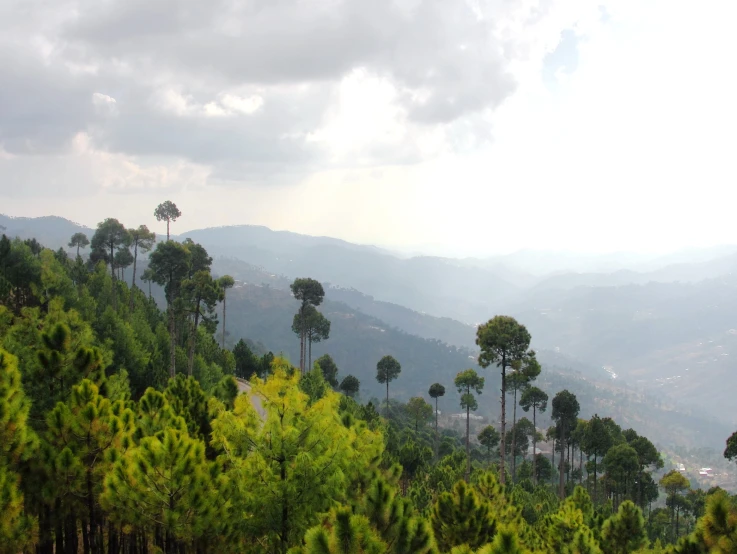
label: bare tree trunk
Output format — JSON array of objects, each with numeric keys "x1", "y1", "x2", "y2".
[
  {"x1": 187, "y1": 302, "x2": 201, "y2": 376},
  {"x1": 532, "y1": 406, "x2": 537, "y2": 485},
  {"x1": 465, "y1": 404, "x2": 471, "y2": 481},
  {"x1": 129, "y1": 242, "x2": 138, "y2": 311},
  {"x1": 221, "y1": 292, "x2": 227, "y2": 349},
  {"x1": 435, "y1": 397, "x2": 439, "y2": 459},
  {"x1": 551, "y1": 442, "x2": 556, "y2": 486},
  {"x1": 511, "y1": 387, "x2": 518, "y2": 482},
  {"x1": 499, "y1": 357, "x2": 507, "y2": 486},
  {"x1": 110, "y1": 243, "x2": 117, "y2": 310},
  {"x1": 580, "y1": 448, "x2": 584, "y2": 485},
  {"x1": 168, "y1": 303, "x2": 176, "y2": 377},
  {"x1": 559, "y1": 429, "x2": 566, "y2": 498},
  {"x1": 308, "y1": 335, "x2": 312, "y2": 370},
  {"x1": 299, "y1": 306, "x2": 305, "y2": 374}
]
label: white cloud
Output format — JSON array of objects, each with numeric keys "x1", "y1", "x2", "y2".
[
  {"x1": 92, "y1": 92, "x2": 118, "y2": 116},
  {"x1": 220, "y1": 94, "x2": 264, "y2": 115},
  {"x1": 2, "y1": 0, "x2": 736, "y2": 256}
]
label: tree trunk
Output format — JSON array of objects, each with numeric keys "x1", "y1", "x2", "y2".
[
  {"x1": 386, "y1": 381, "x2": 389, "y2": 417},
  {"x1": 87, "y1": 468, "x2": 96, "y2": 554},
  {"x1": 168, "y1": 301, "x2": 176, "y2": 377},
  {"x1": 558, "y1": 429, "x2": 566, "y2": 498},
  {"x1": 110, "y1": 243, "x2": 117, "y2": 310},
  {"x1": 64, "y1": 515, "x2": 77, "y2": 554},
  {"x1": 308, "y1": 335, "x2": 312, "y2": 371},
  {"x1": 499, "y1": 357, "x2": 507, "y2": 486},
  {"x1": 580, "y1": 447, "x2": 583, "y2": 485},
  {"x1": 55, "y1": 499, "x2": 64, "y2": 554},
  {"x1": 166, "y1": 220, "x2": 170, "y2": 241},
  {"x1": 511, "y1": 387, "x2": 518, "y2": 482},
  {"x1": 281, "y1": 461, "x2": 289, "y2": 554},
  {"x1": 551, "y1": 443, "x2": 555, "y2": 486},
  {"x1": 593, "y1": 454, "x2": 598, "y2": 504},
  {"x1": 435, "y1": 397, "x2": 439, "y2": 459},
  {"x1": 82, "y1": 519, "x2": 90, "y2": 554},
  {"x1": 465, "y1": 403, "x2": 471, "y2": 481},
  {"x1": 299, "y1": 307, "x2": 305, "y2": 374},
  {"x1": 532, "y1": 406, "x2": 537, "y2": 485},
  {"x1": 130, "y1": 242, "x2": 138, "y2": 311},
  {"x1": 187, "y1": 299, "x2": 201, "y2": 376},
  {"x1": 221, "y1": 291, "x2": 227, "y2": 349}
]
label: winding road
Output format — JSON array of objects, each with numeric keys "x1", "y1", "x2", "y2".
[{"x1": 235, "y1": 378, "x2": 266, "y2": 419}]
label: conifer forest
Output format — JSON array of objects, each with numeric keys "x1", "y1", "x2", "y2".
[{"x1": 1, "y1": 206, "x2": 737, "y2": 554}]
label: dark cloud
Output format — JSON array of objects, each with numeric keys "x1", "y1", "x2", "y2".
[
  {"x1": 0, "y1": 49, "x2": 95, "y2": 154},
  {"x1": 0, "y1": 0, "x2": 543, "y2": 188},
  {"x1": 63, "y1": 0, "x2": 517, "y2": 123}
]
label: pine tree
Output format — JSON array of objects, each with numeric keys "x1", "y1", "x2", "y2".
[
  {"x1": 431, "y1": 480, "x2": 497, "y2": 551},
  {"x1": 0, "y1": 349, "x2": 38, "y2": 553},
  {"x1": 45, "y1": 379, "x2": 134, "y2": 553},
  {"x1": 600, "y1": 500, "x2": 648, "y2": 554},
  {"x1": 102, "y1": 428, "x2": 225, "y2": 553},
  {"x1": 209, "y1": 361, "x2": 383, "y2": 553}
]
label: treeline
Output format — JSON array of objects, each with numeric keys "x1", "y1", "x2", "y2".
[{"x1": 0, "y1": 207, "x2": 736, "y2": 554}]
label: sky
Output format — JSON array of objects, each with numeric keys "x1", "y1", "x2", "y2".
[{"x1": 1, "y1": 0, "x2": 736, "y2": 258}]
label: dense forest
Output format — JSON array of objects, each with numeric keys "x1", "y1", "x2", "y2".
[{"x1": 1, "y1": 205, "x2": 737, "y2": 553}]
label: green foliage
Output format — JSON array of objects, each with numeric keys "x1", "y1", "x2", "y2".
[
  {"x1": 432, "y1": 480, "x2": 497, "y2": 552},
  {"x1": 340, "y1": 374, "x2": 361, "y2": 398},
  {"x1": 210, "y1": 363, "x2": 384, "y2": 552},
  {"x1": 725, "y1": 430, "x2": 737, "y2": 464},
  {"x1": 3, "y1": 229, "x2": 736, "y2": 554},
  {"x1": 316, "y1": 353, "x2": 340, "y2": 387},
  {"x1": 600, "y1": 500, "x2": 648, "y2": 554},
  {"x1": 154, "y1": 200, "x2": 182, "y2": 239}
]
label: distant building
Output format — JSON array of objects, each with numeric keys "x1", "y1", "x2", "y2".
[{"x1": 450, "y1": 413, "x2": 484, "y2": 421}]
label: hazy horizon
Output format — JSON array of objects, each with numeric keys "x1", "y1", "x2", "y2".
[{"x1": 4, "y1": 210, "x2": 737, "y2": 265}]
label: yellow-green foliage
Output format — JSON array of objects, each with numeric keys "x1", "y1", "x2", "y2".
[{"x1": 210, "y1": 359, "x2": 384, "y2": 551}]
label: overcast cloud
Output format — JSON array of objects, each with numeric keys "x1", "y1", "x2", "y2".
[{"x1": 1, "y1": 0, "x2": 736, "y2": 255}]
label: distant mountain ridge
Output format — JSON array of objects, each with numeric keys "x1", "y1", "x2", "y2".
[{"x1": 4, "y1": 214, "x2": 737, "y2": 428}]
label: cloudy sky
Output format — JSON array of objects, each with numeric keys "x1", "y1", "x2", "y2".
[{"x1": 1, "y1": 0, "x2": 736, "y2": 257}]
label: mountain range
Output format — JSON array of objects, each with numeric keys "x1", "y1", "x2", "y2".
[{"x1": 2, "y1": 213, "x2": 736, "y2": 449}]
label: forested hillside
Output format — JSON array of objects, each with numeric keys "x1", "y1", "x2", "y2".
[
  {"x1": 2, "y1": 211, "x2": 737, "y2": 553},
  {"x1": 3, "y1": 214, "x2": 734, "y2": 439}
]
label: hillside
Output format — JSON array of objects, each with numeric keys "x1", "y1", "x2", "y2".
[{"x1": 4, "y1": 215, "x2": 737, "y2": 436}]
